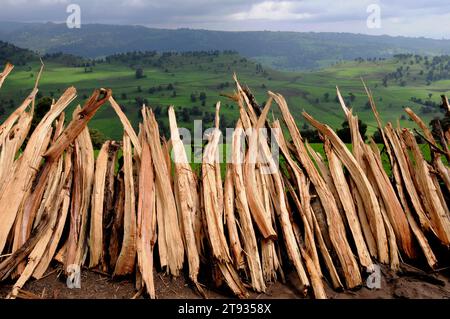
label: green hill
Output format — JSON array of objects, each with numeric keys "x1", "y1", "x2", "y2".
[{"x1": 0, "y1": 43, "x2": 448, "y2": 140}]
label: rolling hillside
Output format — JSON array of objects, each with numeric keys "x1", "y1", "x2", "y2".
[
  {"x1": 2, "y1": 22, "x2": 450, "y2": 70},
  {"x1": 0, "y1": 42, "x2": 448, "y2": 140}
]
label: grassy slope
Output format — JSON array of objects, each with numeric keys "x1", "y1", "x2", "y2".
[{"x1": 1, "y1": 53, "x2": 446, "y2": 140}]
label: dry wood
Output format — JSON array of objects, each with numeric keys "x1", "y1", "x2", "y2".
[
  {"x1": 136, "y1": 135, "x2": 157, "y2": 298},
  {"x1": 401, "y1": 129, "x2": 450, "y2": 246},
  {"x1": 303, "y1": 111, "x2": 389, "y2": 265},
  {"x1": 89, "y1": 141, "x2": 111, "y2": 268},
  {"x1": 8, "y1": 153, "x2": 72, "y2": 298},
  {"x1": 168, "y1": 106, "x2": 201, "y2": 286},
  {"x1": 363, "y1": 83, "x2": 436, "y2": 266},
  {"x1": 324, "y1": 141, "x2": 373, "y2": 269},
  {"x1": 101, "y1": 141, "x2": 119, "y2": 271},
  {"x1": 250, "y1": 101, "x2": 309, "y2": 290},
  {"x1": 224, "y1": 165, "x2": 245, "y2": 270},
  {"x1": 271, "y1": 92, "x2": 361, "y2": 288},
  {"x1": 0, "y1": 63, "x2": 13, "y2": 89},
  {"x1": 109, "y1": 96, "x2": 141, "y2": 157},
  {"x1": 114, "y1": 134, "x2": 137, "y2": 276},
  {"x1": 384, "y1": 124, "x2": 432, "y2": 231},
  {"x1": 243, "y1": 99, "x2": 277, "y2": 240},
  {"x1": 0, "y1": 87, "x2": 76, "y2": 254},
  {"x1": 109, "y1": 170, "x2": 125, "y2": 270},
  {"x1": 405, "y1": 107, "x2": 450, "y2": 192},
  {"x1": 202, "y1": 112, "x2": 231, "y2": 263},
  {"x1": 231, "y1": 121, "x2": 265, "y2": 292},
  {"x1": 145, "y1": 108, "x2": 184, "y2": 276},
  {"x1": 33, "y1": 153, "x2": 73, "y2": 278}
]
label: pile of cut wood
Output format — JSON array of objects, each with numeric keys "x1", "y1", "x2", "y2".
[{"x1": 0, "y1": 63, "x2": 449, "y2": 299}]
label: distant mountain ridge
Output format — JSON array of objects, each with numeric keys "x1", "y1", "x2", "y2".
[{"x1": 1, "y1": 22, "x2": 450, "y2": 70}]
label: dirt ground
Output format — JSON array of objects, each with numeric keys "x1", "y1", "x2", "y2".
[{"x1": 1, "y1": 263, "x2": 449, "y2": 299}]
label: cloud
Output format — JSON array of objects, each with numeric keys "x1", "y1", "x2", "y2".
[
  {"x1": 0, "y1": 0, "x2": 448, "y2": 38},
  {"x1": 229, "y1": 1, "x2": 312, "y2": 21}
]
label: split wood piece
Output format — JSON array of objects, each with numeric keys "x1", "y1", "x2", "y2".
[
  {"x1": 114, "y1": 134, "x2": 137, "y2": 276},
  {"x1": 401, "y1": 129, "x2": 450, "y2": 246},
  {"x1": 231, "y1": 121, "x2": 266, "y2": 291},
  {"x1": 168, "y1": 106, "x2": 201, "y2": 287},
  {"x1": 44, "y1": 89, "x2": 112, "y2": 161},
  {"x1": 405, "y1": 107, "x2": 450, "y2": 193},
  {"x1": 65, "y1": 122, "x2": 95, "y2": 272},
  {"x1": 243, "y1": 97, "x2": 277, "y2": 240},
  {"x1": 324, "y1": 141, "x2": 373, "y2": 269},
  {"x1": 12, "y1": 147, "x2": 64, "y2": 276},
  {"x1": 364, "y1": 141, "x2": 416, "y2": 260},
  {"x1": 136, "y1": 137, "x2": 157, "y2": 298},
  {"x1": 383, "y1": 124, "x2": 432, "y2": 231},
  {"x1": 234, "y1": 93, "x2": 279, "y2": 283},
  {"x1": 89, "y1": 141, "x2": 111, "y2": 268},
  {"x1": 363, "y1": 82, "x2": 433, "y2": 264},
  {"x1": 283, "y1": 177, "x2": 327, "y2": 298},
  {"x1": 340, "y1": 87, "x2": 413, "y2": 259},
  {"x1": 336, "y1": 87, "x2": 368, "y2": 174},
  {"x1": 34, "y1": 153, "x2": 73, "y2": 278},
  {"x1": 202, "y1": 115, "x2": 231, "y2": 263},
  {"x1": 109, "y1": 170, "x2": 125, "y2": 270},
  {"x1": 109, "y1": 96, "x2": 141, "y2": 157},
  {"x1": 224, "y1": 165, "x2": 245, "y2": 270},
  {"x1": 303, "y1": 111, "x2": 389, "y2": 265},
  {"x1": 145, "y1": 108, "x2": 184, "y2": 276},
  {"x1": 237, "y1": 91, "x2": 281, "y2": 283},
  {"x1": 305, "y1": 141, "x2": 346, "y2": 223},
  {"x1": 101, "y1": 141, "x2": 119, "y2": 272},
  {"x1": 202, "y1": 109, "x2": 248, "y2": 298},
  {"x1": 259, "y1": 171, "x2": 279, "y2": 283},
  {"x1": 0, "y1": 62, "x2": 14, "y2": 89},
  {"x1": 8, "y1": 154, "x2": 72, "y2": 299},
  {"x1": 217, "y1": 262, "x2": 249, "y2": 299},
  {"x1": 12, "y1": 112, "x2": 63, "y2": 263},
  {"x1": 272, "y1": 121, "x2": 326, "y2": 281},
  {"x1": 362, "y1": 146, "x2": 400, "y2": 270},
  {"x1": 0, "y1": 87, "x2": 77, "y2": 254},
  {"x1": 233, "y1": 74, "x2": 258, "y2": 125},
  {"x1": 244, "y1": 97, "x2": 277, "y2": 239},
  {"x1": 252, "y1": 102, "x2": 310, "y2": 290},
  {"x1": 271, "y1": 92, "x2": 361, "y2": 289},
  {"x1": 0, "y1": 109, "x2": 33, "y2": 191},
  {"x1": 14, "y1": 89, "x2": 109, "y2": 275}
]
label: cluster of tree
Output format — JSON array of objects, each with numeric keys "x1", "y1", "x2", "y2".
[
  {"x1": 217, "y1": 82, "x2": 231, "y2": 90},
  {"x1": 135, "y1": 67, "x2": 146, "y2": 79},
  {"x1": 43, "y1": 52, "x2": 90, "y2": 67},
  {"x1": 354, "y1": 57, "x2": 386, "y2": 63},
  {"x1": 410, "y1": 96, "x2": 440, "y2": 114},
  {"x1": 0, "y1": 41, "x2": 37, "y2": 66}
]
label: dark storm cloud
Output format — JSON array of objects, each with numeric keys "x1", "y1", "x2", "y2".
[{"x1": 0, "y1": 0, "x2": 449, "y2": 38}]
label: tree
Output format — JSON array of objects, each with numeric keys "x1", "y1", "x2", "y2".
[
  {"x1": 336, "y1": 119, "x2": 368, "y2": 143},
  {"x1": 135, "y1": 68, "x2": 145, "y2": 79},
  {"x1": 31, "y1": 97, "x2": 52, "y2": 134},
  {"x1": 372, "y1": 129, "x2": 383, "y2": 143},
  {"x1": 89, "y1": 129, "x2": 107, "y2": 149}
]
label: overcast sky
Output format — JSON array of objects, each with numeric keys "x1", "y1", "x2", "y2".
[{"x1": 0, "y1": 0, "x2": 449, "y2": 39}]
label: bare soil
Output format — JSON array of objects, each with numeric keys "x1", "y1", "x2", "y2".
[{"x1": 1, "y1": 264, "x2": 449, "y2": 299}]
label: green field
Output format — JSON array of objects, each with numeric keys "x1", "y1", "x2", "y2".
[{"x1": 1, "y1": 51, "x2": 447, "y2": 141}]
